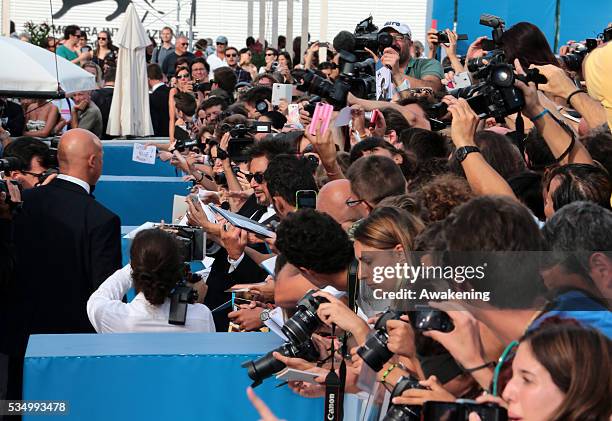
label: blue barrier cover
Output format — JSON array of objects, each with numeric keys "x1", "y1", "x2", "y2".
[{"x1": 24, "y1": 332, "x2": 323, "y2": 421}]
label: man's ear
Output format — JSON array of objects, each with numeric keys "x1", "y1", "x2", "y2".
[
  {"x1": 589, "y1": 252, "x2": 612, "y2": 295},
  {"x1": 388, "y1": 129, "x2": 398, "y2": 144},
  {"x1": 392, "y1": 152, "x2": 403, "y2": 165},
  {"x1": 87, "y1": 154, "x2": 97, "y2": 168}
]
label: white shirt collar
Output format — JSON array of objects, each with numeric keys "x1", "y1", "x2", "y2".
[
  {"x1": 151, "y1": 82, "x2": 165, "y2": 93},
  {"x1": 57, "y1": 174, "x2": 90, "y2": 194}
]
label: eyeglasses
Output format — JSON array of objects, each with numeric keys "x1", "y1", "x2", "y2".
[
  {"x1": 244, "y1": 172, "x2": 265, "y2": 184},
  {"x1": 265, "y1": 53, "x2": 275, "y2": 56},
  {"x1": 345, "y1": 198, "x2": 366, "y2": 207},
  {"x1": 226, "y1": 53, "x2": 237, "y2": 58},
  {"x1": 179, "y1": 42, "x2": 188, "y2": 46},
  {"x1": 177, "y1": 74, "x2": 191, "y2": 79},
  {"x1": 391, "y1": 34, "x2": 410, "y2": 42}
]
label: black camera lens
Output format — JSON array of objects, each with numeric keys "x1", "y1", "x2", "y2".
[
  {"x1": 281, "y1": 290, "x2": 327, "y2": 344},
  {"x1": 383, "y1": 376, "x2": 424, "y2": 421},
  {"x1": 377, "y1": 32, "x2": 394, "y2": 50},
  {"x1": 356, "y1": 310, "x2": 404, "y2": 372},
  {"x1": 410, "y1": 306, "x2": 454, "y2": 333},
  {"x1": 255, "y1": 100, "x2": 268, "y2": 113},
  {"x1": 490, "y1": 64, "x2": 515, "y2": 88},
  {"x1": 242, "y1": 343, "x2": 292, "y2": 387}
]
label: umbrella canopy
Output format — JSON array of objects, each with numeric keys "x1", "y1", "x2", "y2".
[
  {"x1": 0, "y1": 37, "x2": 96, "y2": 98},
  {"x1": 107, "y1": 4, "x2": 153, "y2": 137}
]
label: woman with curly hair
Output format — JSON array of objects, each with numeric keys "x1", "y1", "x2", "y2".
[{"x1": 87, "y1": 229, "x2": 214, "y2": 333}]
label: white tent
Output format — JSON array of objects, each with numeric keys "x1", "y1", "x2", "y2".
[
  {"x1": 107, "y1": 4, "x2": 153, "y2": 137},
  {"x1": 0, "y1": 36, "x2": 96, "y2": 97}
]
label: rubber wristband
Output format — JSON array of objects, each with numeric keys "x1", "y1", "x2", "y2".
[
  {"x1": 380, "y1": 363, "x2": 397, "y2": 384},
  {"x1": 566, "y1": 89, "x2": 586, "y2": 108},
  {"x1": 530, "y1": 108, "x2": 550, "y2": 123},
  {"x1": 460, "y1": 361, "x2": 496, "y2": 374}
]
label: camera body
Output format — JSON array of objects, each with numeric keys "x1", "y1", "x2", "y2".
[
  {"x1": 214, "y1": 165, "x2": 241, "y2": 186},
  {"x1": 174, "y1": 137, "x2": 202, "y2": 153},
  {"x1": 383, "y1": 376, "x2": 426, "y2": 421},
  {"x1": 435, "y1": 31, "x2": 468, "y2": 44},
  {"x1": 357, "y1": 309, "x2": 405, "y2": 372},
  {"x1": 422, "y1": 400, "x2": 508, "y2": 421},
  {"x1": 193, "y1": 80, "x2": 211, "y2": 92},
  {"x1": 410, "y1": 305, "x2": 454, "y2": 333},
  {"x1": 0, "y1": 157, "x2": 24, "y2": 172},
  {"x1": 561, "y1": 41, "x2": 597, "y2": 72},
  {"x1": 242, "y1": 289, "x2": 327, "y2": 387},
  {"x1": 154, "y1": 224, "x2": 205, "y2": 262}
]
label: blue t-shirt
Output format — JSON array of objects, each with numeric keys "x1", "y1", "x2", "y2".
[{"x1": 530, "y1": 290, "x2": 612, "y2": 338}]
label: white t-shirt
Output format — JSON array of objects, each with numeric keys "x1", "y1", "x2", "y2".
[
  {"x1": 206, "y1": 54, "x2": 228, "y2": 72},
  {"x1": 87, "y1": 264, "x2": 216, "y2": 333}
]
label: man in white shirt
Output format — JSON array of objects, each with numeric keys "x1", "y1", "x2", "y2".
[{"x1": 206, "y1": 35, "x2": 229, "y2": 72}]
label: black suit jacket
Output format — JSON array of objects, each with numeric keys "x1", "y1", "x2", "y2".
[
  {"x1": 4, "y1": 178, "x2": 122, "y2": 354},
  {"x1": 91, "y1": 87, "x2": 114, "y2": 139},
  {"x1": 149, "y1": 84, "x2": 170, "y2": 137},
  {"x1": 204, "y1": 195, "x2": 270, "y2": 331}
]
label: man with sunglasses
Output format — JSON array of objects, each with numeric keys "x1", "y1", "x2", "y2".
[
  {"x1": 2, "y1": 137, "x2": 53, "y2": 189},
  {"x1": 378, "y1": 21, "x2": 444, "y2": 93},
  {"x1": 56, "y1": 25, "x2": 91, "y2": 65},
  {"x1": 207, "y1": 35, "x2": 230, "y2": 72},
  {"x1": 161, "y1": 36, "x2": 195, "y2": 78},
  {"x1": 223, "y1": 46, "x2": 252, "y2": 84}
]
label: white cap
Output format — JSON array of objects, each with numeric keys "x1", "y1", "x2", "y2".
[{"x1": 379, "y1": 21, "x2": 412, "y2": 39}]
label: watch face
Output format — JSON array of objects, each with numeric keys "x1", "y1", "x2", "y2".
[
  {"x1": 456, "y1": 148, "x2": 467, "y2": 162},
  {"x1": 260, "y1": 310, "x2": 270, "y2": 322}
]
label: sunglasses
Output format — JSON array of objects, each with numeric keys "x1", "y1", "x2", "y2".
[
  {"x1": 98, "y1": 37, "x2": 107, "y2": 41},
  {"x1": 244, "y1": 172, "x2": 265, "y2": 184},
  {"x1": 179, "y1": 42, "x2": 188, "y2": 46},
  {"x1": 226, "y1": 53, "x2": 237, "y2": 58},
  {"x1": 177, "y1": 74, "x2": 190, "y2": 79},
  {"x1": 265, "y1": 53, "x2": 275, "y2": 56}
]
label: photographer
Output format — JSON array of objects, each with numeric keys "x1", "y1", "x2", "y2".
[
  {"x1": 474, "y1": 322, "x2": 611, "y2": 421},
  {"x1": 2, "y1": 137, "x2": 54, "y2": 189},
  {"x1": 87, "y1": 228, "x2": 214, "y2": 333},
  {"x1": 378, "y1": 21, "x2": 444, "y2": 92},
  {"x1": 427, "y1": 28, "x2": 465, "y2": 75}
]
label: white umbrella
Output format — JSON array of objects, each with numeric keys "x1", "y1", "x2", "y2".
[
  {"x1": 107, "y1": 4, "x2": 153, "y2": 137},
  {"x1": 0, "y1": 36, "x2": 96, "y2": 97}
]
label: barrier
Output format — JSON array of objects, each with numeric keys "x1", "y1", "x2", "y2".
[
  {"x1": 102, "y1": 140, "x2": 179, "y2": 177},
  {"x1": 23, "y1": 332, "x2": 323, "y2": 421}
]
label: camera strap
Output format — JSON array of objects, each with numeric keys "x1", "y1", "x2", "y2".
[{"x1": 324, "y1": 324, "x2": 343, "y2": 421}]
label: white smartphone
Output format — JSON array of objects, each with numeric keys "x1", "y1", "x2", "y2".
[{"x1": 271, "y1": 83, "x2": 293, "y2": 105}]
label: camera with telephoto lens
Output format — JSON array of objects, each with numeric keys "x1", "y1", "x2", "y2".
[
  {"x1": 242, "y1": 289, "x2": 327, "y2": 387},
  {"x1": 357, "y1": 309, "x2": 406, "y2": 372},
  {"x1": 293, "y1": 55, "x2": 375, "y2": 110},
  {"x1": 422, "y1": 400, "x2": 508, "y2": 421},
  {"x1": 560, "y1": 40, "x2": 598, "y2": 72},
  {"x1": 410, "y1": 305, "x2": 454, "y2": 333},
  {"x1": 383, "y1": 376, "x2": 426, "y2": 421},
  {"x1": 433, "y1": 13, "x2": 547, "y2": 120}
]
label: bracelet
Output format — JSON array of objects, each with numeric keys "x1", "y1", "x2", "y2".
[
  {"x1": 194, "y1": 171, "x2": 204, "y2": 183},
  {"x1": 566, "y1": 89, "x2": 586, "y2": 108},
  {"x1": 530, "y1": 108, "x2": 550, "y2": 122},
  {"x1": 380, "y1": 363, "x2": 398, "y2": 384},
  {"x1": 459, "y1": 360, "x2": 496, "y2": 374}
]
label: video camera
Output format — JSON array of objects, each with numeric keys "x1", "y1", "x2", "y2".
[
  {"x1": 154, "y1": 224, "x2": 205, "y2": 262},
  {"x1": 293, "y1": 17, "x2": 381, "y2": 109},
  {"x1": 242, "y1": 289, "x2": 327, "y2": 387},
  {"x1": 560, "y1": 39, "x2": 598, "y2": 73},
  {"x1": 433, "y1": 14, "x2": 546, "y2": 120},
  {"x1": 219, "y1": 121, "x2": 272, "y2": 161},
  {"x1": 167, "y1": 263, "x2": 203, "y2": 325},
  {"x1": 174, "y1": 137, "x2": 203, "y2": 153}
]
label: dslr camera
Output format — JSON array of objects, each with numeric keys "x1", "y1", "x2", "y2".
[
  {"x1": 242, "y1": 289, "x2": 328, "y2": 386},
  {"x1": 410, "y1": 305, "x2": 454, "y2": 333},
  {"x1": 560, "y1": 39, "x2": 598, "y2": 72},
  {"x1": 357, "y1": 310, "x2": 405, "y2": 372},
  {"x1": 383, "y1": 376, "x2": 426, "y2": 421},
  {"x1": 422, "y1": 400, "x2": 508, "y2": 421}
]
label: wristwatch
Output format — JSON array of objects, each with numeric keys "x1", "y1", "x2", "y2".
[
  {"x1": 455, "y1": 145, "x2": 480, "y2": 162},
  {"x1": 259, "y1": 309, "x2": 270, "y2": 322}
]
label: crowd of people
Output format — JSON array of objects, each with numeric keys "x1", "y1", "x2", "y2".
[{"x1": 1, "y1": 14, "x2": 612, "y2": 421}]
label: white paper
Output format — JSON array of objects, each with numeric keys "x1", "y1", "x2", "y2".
[
  {"x1": 334, "y1": 106, "x2": 353, "y2": 127},
  {"x1": 276, "y1": 367, "x2": 321, "y2": 384},
  {"x1": 265, "y1": 306, "x2": 288, "y2": 341},
  {"x1": 208, "y1": 204, "x2": 275, "y2": 238},
  {"x1": 132, "y1": 143, "x2": 156, "y2": 165},
  {"x1": 376, "y1": 66, "x2": 393, "y2": 101},
  {"x1": 202, "y1": 256, "x2": 215, "y2": 269},
  {"x1": 260, "y1": 256, "x2": 277, "y2": 276},
  {"x1": 123, "y1": 221, "x2": 156, "y2": 239}
]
